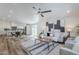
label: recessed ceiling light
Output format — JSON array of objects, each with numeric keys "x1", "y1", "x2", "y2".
[{"x1": 67, "y1": 10, "x2": 70, "y2": 14}]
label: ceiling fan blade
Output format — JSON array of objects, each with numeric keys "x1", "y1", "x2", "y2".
[
  {"x1": 40, "y1": 14, "x2": 44, "y2": 17},
  {"x1": 40, "y1": 10, "x2": 52, "y2": 13}
]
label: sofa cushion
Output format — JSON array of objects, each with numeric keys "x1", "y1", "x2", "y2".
[
  {"x1": 72, "y1": 44, "x2": 79, "y2": 53},
  {"x1": 74, "y1": 36, "x2": 79, "y2": 43},
  {"x1": 68, "y1": 36, "x2": 79, "y2": 53}
]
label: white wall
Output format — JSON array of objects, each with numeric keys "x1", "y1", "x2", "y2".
[
  {"x1": 65, "y1": 17, "x2": 79, "y2": 37},
  {"x1": 65, "y1": 17, "x2": 79, "y2": 30}
]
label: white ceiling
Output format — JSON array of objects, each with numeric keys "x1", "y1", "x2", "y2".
[{"x1": 0, "y1": 3, "x2": 79, "y2": 24}]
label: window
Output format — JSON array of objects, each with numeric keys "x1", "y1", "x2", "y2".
[{"x1": 32, "y1": 24, "x2": 37, "y2": 36}]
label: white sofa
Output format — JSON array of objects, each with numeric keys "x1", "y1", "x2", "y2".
[{"x1": 60, "y1": 36, "x2": 79, "y2": 55}]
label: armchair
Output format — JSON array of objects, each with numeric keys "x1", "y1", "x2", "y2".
[{"x1": 52, "y1": 30, "x2": 65, "y2": 43}]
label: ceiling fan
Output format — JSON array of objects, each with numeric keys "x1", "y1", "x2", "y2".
[{"x1": 32, "y1": 6, "x2": 52, "y2": 17}]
